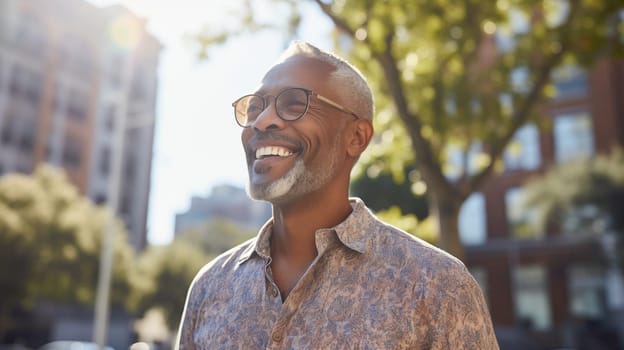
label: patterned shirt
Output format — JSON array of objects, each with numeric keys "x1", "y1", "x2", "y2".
[{"x1": 177, "y1": 198, "x2": 499, "y2": 350}]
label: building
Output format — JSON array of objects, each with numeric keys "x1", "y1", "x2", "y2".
[
  {"x1": 0, "y1": 0, "x2": 162, "y2": 251},
  {"x1": 175, "y1": 184, "x2": 272, "y2": 236},
  {"x1": 457, "y1": 57, "x2": 624, "y2": 348}
]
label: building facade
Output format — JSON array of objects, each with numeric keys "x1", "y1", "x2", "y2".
[
  {"x1": 458, "y1": 58, "x2": 624, "y2": 348},
  {"x1": 0, "y1": 0, "x2": 161, "y2": 251}
]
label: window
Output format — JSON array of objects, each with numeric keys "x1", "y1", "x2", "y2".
[
  {"x1": 62, "y1": 135, "x2": 82, "y2": 167},
  {"x1": 513, "y1": 265, "x2": 552, "y2": 331},
  {"x1": 107, "y1": 54, "x2": 124, "y2": 87},
  {"x1": 499, "y1": 93, "x2": 513, "y2": 118},
  {"x1": 469, "y1": 266, "x2": 489, "y2": 306},
  {"x1": 58, "y1": 37, "x2": 93, "y2": 75},
  {"x1": 14, "y1": 14, "x2": 46, "y2": 54},
  {"x1": 99, "y1": 147, "x2": 110, "y2": 175},
  {"x1": 103, "y1": 105, "x2": 116, "y2": 131},
  {"x1": 18, "y1": 123, "x2": 35, "y2": 152},
  {"x1": 121, "y1": 195, "x2": 132, "y2": 215},
  {"x1": 553, "y1": 111, "x2": 594, "y2": 163},
  {"x1": 568, "y1": 264, "x2": 605, "y2": 319},
  {"x1": 495, "y1": 6, "x2": 529, "y2": 53},
  {"x1": 544, "y1": 0, "x2": 570, "y2": 28},
  {"x1": 9, "y1": 66, "x2": 42, "y2": 103},
  {"x1": 444, "y1": 142, "x2": 483, "y2": 180},
  {"x1": 505, "y1": 187, "x2": 542, "y2": 239},
  {"x1": 504, "y1": 123, "x2": 541, "y2": 171},
  {"x1": 94, "y1": 194, "x2": 107, "y2": 205},
  {"x1": 459, "y1": 193, "x2": 487, "y2": 245},
  {"x1": 66, "y1": 90, "x2": 88, "y2": 122},
  {"x1": 510, "y1": 67, "x2": 530, "y2": 93},
  {"x1": 552, "y1": 65, "x2": 587, "y2": 100},
  {"x1": 124, "y1": 155, "x2": 136, "y2": 179},
  {"x1": 1, "y1": 115, "x2": 14, "y2": 145},
  {"x1": 131, "y1": 70, "x2": 147, "y2": 100}
]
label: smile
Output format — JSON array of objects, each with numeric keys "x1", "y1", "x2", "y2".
[{"x1": 255, "y1": 146, "x2": 295, "y2": 159}]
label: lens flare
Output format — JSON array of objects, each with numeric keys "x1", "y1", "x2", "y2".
[{"x1": 109, "y1": 14, "x2": 142, "y2": 49}]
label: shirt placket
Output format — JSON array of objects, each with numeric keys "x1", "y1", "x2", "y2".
[
  {"x1": 265, "y1": 230, "x2": 337, "y2": 350},
  {"x1": 263, "y1": 256, "x2": 281, "y2": 300}
]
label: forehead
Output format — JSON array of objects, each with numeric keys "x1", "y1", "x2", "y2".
[{"x1": 257, "y1": 56, "x2": 335, "y2": 94}]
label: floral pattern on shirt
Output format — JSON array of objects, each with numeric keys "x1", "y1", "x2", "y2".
[{"x1": 177, "y1": 198, "x2": 499, "y2": 350}]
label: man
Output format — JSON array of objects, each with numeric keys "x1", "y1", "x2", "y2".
[{"x1": 178, "y1": 41, "x2": 499, "y2": 349}]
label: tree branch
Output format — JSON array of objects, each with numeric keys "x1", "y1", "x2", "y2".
[
  {"x1": 312, "y1": 0, "x2": 357, "y2": 37},
  {"x1": 313, "y1": 0, "x2": 459, "y2": 200},
  {"x1": 374, "y1": 39, "x2": 459, "y2": 200},
  {"x1": 468, "y1": 0, "x2": 582, "y2": 193}
]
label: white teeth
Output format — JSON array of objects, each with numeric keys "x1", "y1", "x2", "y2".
[{"x1": 255, "y1": 146, "x2": 293, "y2": 159}]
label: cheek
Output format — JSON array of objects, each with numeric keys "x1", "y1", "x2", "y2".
[
  {"x1": 305, "y1": 128, "x2": 344, "y2": 161},
  {"x1": 241, "y1": 130, "x2": 252, "y2": 147}
]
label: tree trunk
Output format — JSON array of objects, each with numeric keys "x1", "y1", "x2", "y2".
[{"x1": 429, "y1": 192, "x2": 465, "y2": 261}]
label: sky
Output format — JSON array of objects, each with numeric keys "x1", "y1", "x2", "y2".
[{"x1": 85, "y1": 0, "x2": 332, "y2": 245}]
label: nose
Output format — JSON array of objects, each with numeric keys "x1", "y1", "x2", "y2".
[{"x1": 250, "y1": 100, "x2": 285, "y2": 131}]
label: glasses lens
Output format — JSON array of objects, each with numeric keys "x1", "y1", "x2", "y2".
[
  {"x1": 235, "y1": 95, "x2": 264, "y2": 126},
  {"x1": 276, "y1": 88, "x2": 309, "y2": 120}
]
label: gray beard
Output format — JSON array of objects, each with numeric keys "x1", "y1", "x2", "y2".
[{"x1": 247, "y1": 135, "x2": 341, "y2": 204}]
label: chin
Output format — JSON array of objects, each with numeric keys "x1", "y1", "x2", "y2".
[{"x1": 246, "y1": 159, "x2": 305, "y2": 203}]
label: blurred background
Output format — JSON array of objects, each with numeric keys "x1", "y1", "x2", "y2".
[{"x1": 0, "y1": 0, "x2": 623, "y2": 349}]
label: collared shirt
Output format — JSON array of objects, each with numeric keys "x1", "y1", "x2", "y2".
[{"x1": 177, "y1": 198, "x2": 499, "y2": 350}]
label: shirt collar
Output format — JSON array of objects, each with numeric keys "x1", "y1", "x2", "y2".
[
  {"x1": 238, "y1": 219, "x2": 273, "y2": 265},
  {"x1": 237, "y1": 197, "x2": 374, "y2": 264},
  {"x1": 328, "y1": 197, "x2": 372, "y2": 254}
]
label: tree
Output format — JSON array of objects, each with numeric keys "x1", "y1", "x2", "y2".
[
  {"x1": 129, "y1": 218, "x2": 256, "y2": 330},
  {"x1": 522, "y1": 148, "x2": 624, "y2": 238},
  {"x1": 0, "y1": 166, "x2": 134, "y2": 333},
  {"x1": 129, "y1": 240, "x2": 207, "y2": 331},
  {"x1": 177, "y1": 218, "x2": 257, "y2": 256},
  {"x1": 351, "y1": 165, "x2": 429, "y2": 220},
  {"x1": 196, "y1": 0, "x2": 623, "y2": 259}
]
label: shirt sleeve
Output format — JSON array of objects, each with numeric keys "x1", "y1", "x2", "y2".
[{"x1": 430, "y1": 267, "x2": 500, "y2": 350}]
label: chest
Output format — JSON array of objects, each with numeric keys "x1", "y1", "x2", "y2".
[{"x1": 190, "y1": 255, "x2": 429, "y2": 349}]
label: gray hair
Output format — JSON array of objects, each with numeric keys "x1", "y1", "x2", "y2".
[{"x1": 277, "y1": 41, "x2": 374, "y2": 121}]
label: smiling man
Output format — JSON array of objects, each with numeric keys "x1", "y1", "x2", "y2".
[{"x1": 177, "y1": 41, "x2": 499, "y2": 349}]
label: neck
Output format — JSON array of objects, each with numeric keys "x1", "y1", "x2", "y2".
[{"x1": 270, "y1": 185, "x2": 352, "y2": 259}]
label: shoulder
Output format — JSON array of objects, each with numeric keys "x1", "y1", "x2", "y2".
[
  {"x1": 363, "y1": 215, "x2": 481, "y2": 299},
  {"x1": 370, "y1": 217, "x2": 466, "y2": 273},
  {"x1": 368, "y1": 218, "x2": 497, "y2": 346},
  {"x1": 178, "y1": 236, "x2": 261, "y2": 343}
]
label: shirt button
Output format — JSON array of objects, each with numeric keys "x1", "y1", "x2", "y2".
[
  {"x1": 270, "y1": 287, "x2": 279, "y2": 298},
  {"x1": 272, "y1": 332, "x2": 283, "y2": 343}
]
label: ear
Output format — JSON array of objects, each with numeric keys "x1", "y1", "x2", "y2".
[{"x1": 346, "y1": 119, "x2": 373, "y2": 158}]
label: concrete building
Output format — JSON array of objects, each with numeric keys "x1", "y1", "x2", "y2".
[
  {"x1": 0, "y1": 0, "x2": 161, "y2": 251},
  {"x1": 175, "y1": 184, "x2": 272, "y2": 236}
]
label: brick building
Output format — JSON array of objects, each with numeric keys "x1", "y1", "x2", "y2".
[{"x1": 458, "y1": 58, "x2": 624, "y2": 348}]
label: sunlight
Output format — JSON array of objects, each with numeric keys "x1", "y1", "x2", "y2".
[{"x1": 109, "y1": 13, "x2": 142, "y2": 49}]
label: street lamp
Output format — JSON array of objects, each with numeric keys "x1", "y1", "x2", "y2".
[{"x1": 93, "y1": 45, "x2": 154, "y2": 349}]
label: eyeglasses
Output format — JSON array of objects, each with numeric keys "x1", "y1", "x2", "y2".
[{"x1": 231, "y1": 87, "x2": 359, "y2": 128}]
